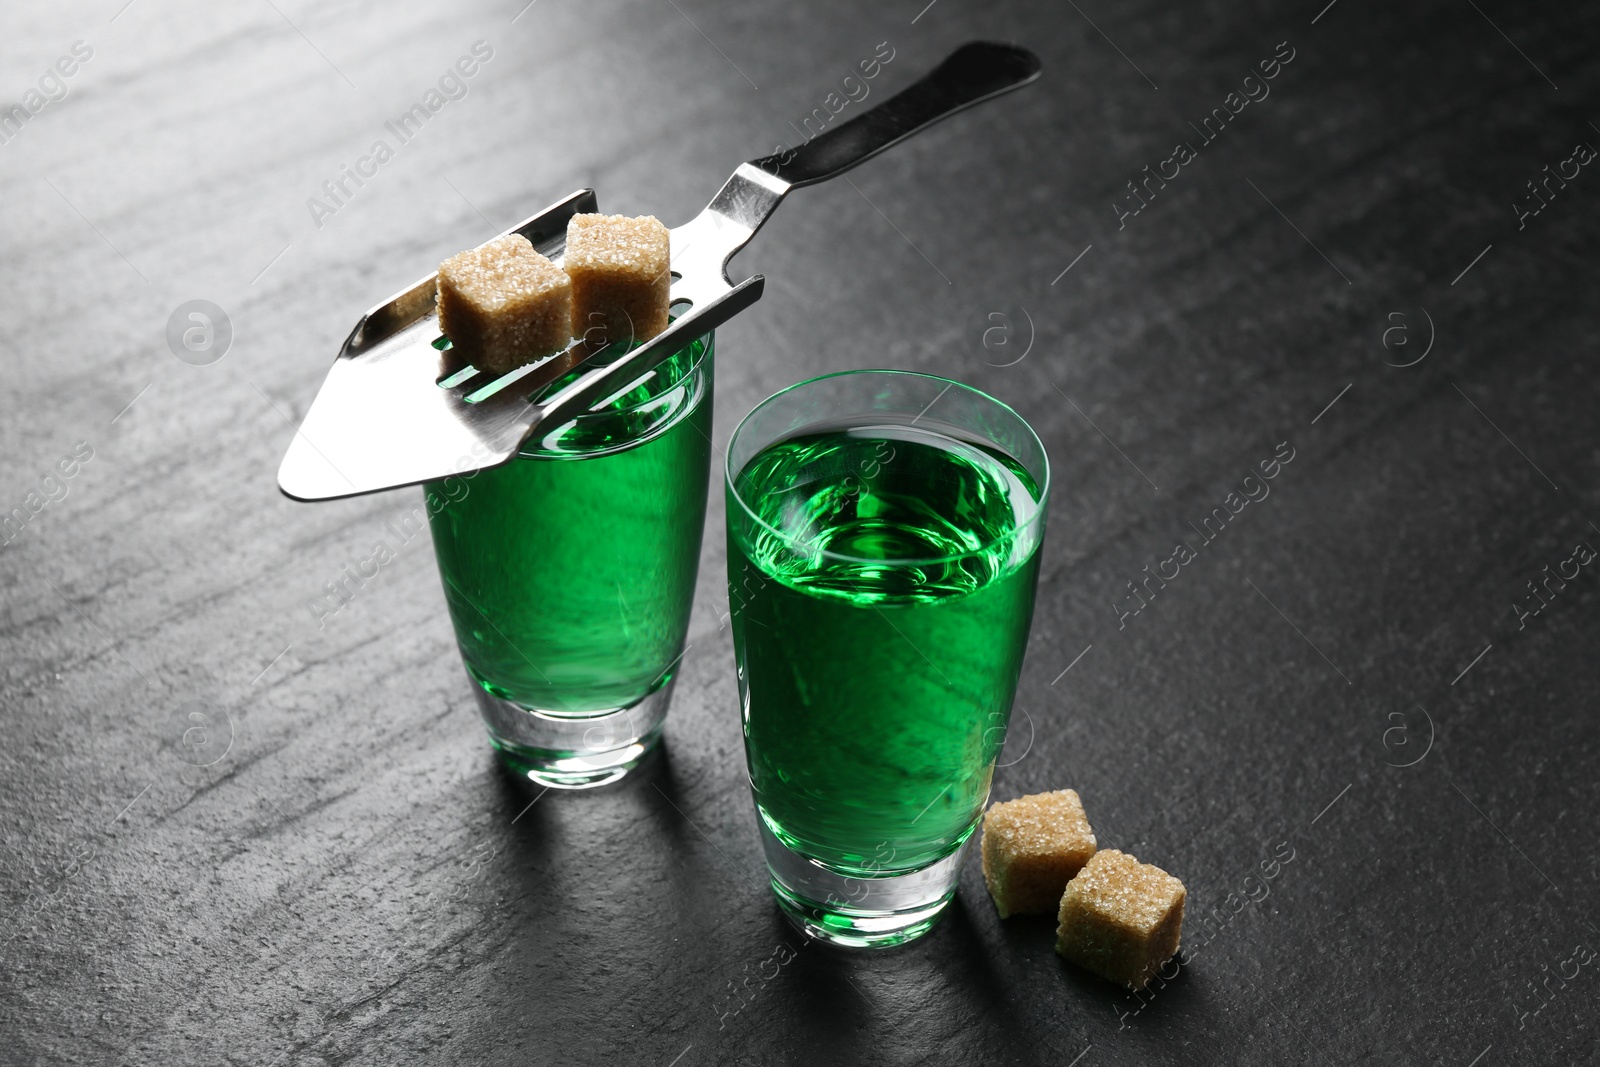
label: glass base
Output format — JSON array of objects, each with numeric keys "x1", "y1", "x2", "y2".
[
  {"x1": 471, "y1": 676, "x2": 673, "y2": 789},
  {"x1": 757, "y1": 819, "x2": 970, "y2": 948}
]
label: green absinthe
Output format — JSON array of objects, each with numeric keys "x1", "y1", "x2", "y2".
[
  {"x1": 428, "y1": 336, "x2": 712, "y2": 715},
  {"x1": 729, "y1": 419, "x2": 1045, "y2": 875}
]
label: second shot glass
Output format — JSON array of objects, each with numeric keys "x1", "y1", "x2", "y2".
[{"x1": 725, "y1": 370, "x2": 1050, "y2": 946}]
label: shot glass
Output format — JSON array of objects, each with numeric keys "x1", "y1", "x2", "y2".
[
  {"x1": 426, "y1": 332, "x2": 713, "y2": 788},
  {"x1": 725, "y1": 369, "x2": 1050, "y2": 946}
]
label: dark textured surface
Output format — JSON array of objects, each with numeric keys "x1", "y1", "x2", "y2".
[{"x1": 2, "y1": 1, "x2": 1597, "y2": 1063}]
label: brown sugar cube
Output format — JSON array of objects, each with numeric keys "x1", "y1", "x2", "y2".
[
  {"x1": 1056, "y1": 849, "x2": 1186, "y2": 990},
  {"x1": 437, "y1": 234, "x2": 573, "y2": 375},
  {"x1": 981, "y1": 789, "x2": 1097, "y2": 918},
  {"x1": 564, "y1": 213, "x2": 671, "y2": 347}
]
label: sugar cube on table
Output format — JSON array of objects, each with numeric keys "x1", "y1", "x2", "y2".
[
  {"x1": 981, "y1": 789, "x2": 1098, "y2": 918},
  {"x1": 437, "y1": 234, "x2": 573, "y2": 375},
  {"x1": 1056, "y1": 849, "x2": 1186, "y2": 989},
  {"x1": 564, "y1": 213, "x2": 671, "y2": 347}
]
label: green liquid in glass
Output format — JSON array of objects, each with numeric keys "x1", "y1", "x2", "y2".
[
  {"x1": 427, "y1": 337, "x2": 712, "y2": 714},
  {"x1": 729, "y1": 420, "x2": 1043, "y2": 874}
]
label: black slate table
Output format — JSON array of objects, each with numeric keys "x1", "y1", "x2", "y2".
[{"x1": 3, "y1": 1, "x2": 1596, "y2": 1063}]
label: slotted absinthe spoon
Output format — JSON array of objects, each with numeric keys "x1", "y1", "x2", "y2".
[{"x1": 277, "y1": 41, "x2": 1041, "y2": 502}]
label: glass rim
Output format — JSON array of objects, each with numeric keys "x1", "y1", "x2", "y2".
[
  {"x1": 520, "y1": 330, "x2": 713, "y2": 459},
  {"x1": 546, "y1": 327, "x2": 712, "y2": 418},
  {"x1": 724, "y1": 368, "x2": 1051, "y2": 568}
]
